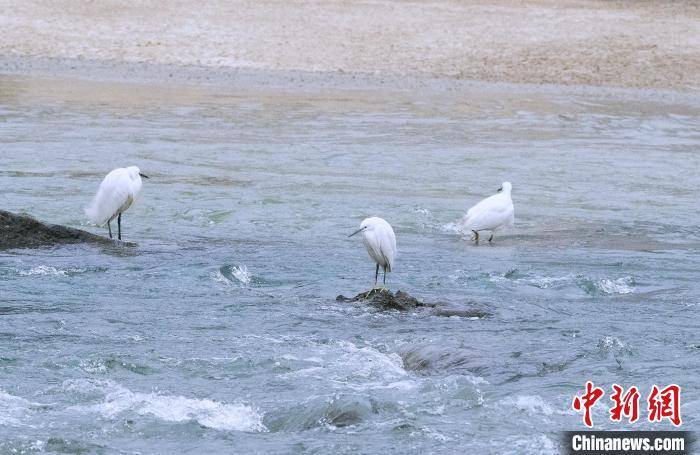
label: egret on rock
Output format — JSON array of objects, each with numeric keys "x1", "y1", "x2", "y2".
[
  {"x1": 460, "y1": 182, "x2": 514, "y2": 244},
  {"x1": 349, "y1": 217, "x2": 396, "y2": 290},
  {"x1": 85, "y1": 166, "x2": 149, "y2": 241}
]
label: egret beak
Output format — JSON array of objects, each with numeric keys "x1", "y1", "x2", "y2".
[
  {"x1": 497, "y1": 187, "x2": 502, "y2": 193},
  {"x1": 139, "y1": 173, "x2": 150, "y2": 179},
  {"x1": 348, "y1": 227, "x2": 366, "y2": 237}
]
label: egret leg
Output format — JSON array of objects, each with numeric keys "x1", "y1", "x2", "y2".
[
  {"x1": 383, "y1": 267, "x2": 387, "y2": 288},
  {"x1": 472, "y1": 230, "x2": 479, "y2": 244},
  {"x1": 488, "y1": 233, "x2": 494, "y2": 242},
  {"x1": 363, "y1": 264, "x2": 381, "y2": 298},
  {"x1": 108, "y1": 221, "x2": 112, "y2": 239},
  {"x1": 117, "y1": 213, "x2": 122, "y2": 241}
]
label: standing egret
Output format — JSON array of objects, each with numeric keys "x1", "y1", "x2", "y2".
[
  {"x1": 85, "y1": 166, "x2": 149, "y2": 240},
  {"x1": 460, "y1": 181, "x2": 514, "y2": 244},
  {"x1": 349, "y1": 217, "x2": 396, "y2": 290}
]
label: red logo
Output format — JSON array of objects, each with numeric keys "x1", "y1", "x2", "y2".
[
  {"x1": 609, "y1": 384, "x2": 640, "y2": 423},
  {"x1": 572, "y1": 381, "x2": 605, "y2": 427},
  {"x1": 572, "y1": 383, "x2": 682, "y2": 427},
  {"x1": 648, "y1": 384, "x2": 682, "y2": 426}
]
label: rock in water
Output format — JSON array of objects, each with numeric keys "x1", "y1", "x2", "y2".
[
  {"x1": 0, "y1": 210, "x2": 113, "y2": 250},
  {"x1": 430, "y1": 307, "x2": 492, "y2": 319},
  {"x1": 336, "y1": 289, "x2": 493, "y2": 318},
  {"x1": 336, "y1": 289, "x2": 435, "y2": 311}
]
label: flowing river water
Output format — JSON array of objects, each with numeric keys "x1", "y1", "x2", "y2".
[{"x1": 1, "y1": 75, "x2": 699, "y2": 453}]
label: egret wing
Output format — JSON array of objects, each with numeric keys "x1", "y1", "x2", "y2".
[
  {"x1": 85, "y1": 169, "x2": 132, "y2": 226},
  {"x1": 505, "y1": 203, "x2": 515, "y2": 227},
  {"x1": 461, "y1": 194, "x2": 497, "y2": 229},
  {"x1": 377, "y1": 224, "x2": 396, "y2": 271},
  {"x1": 362, "y1": 230, "x2": 387, "y2": 268},
  {"x1": 462, "y1": 194, "x2": 512, "y2": 231}
]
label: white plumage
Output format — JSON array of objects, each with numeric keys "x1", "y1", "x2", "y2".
[
  {"x1": 460, "y1": 181, "x2": 514, "y2": 243},
  {"x1": 349, "y1": 217, "x2": 396, "y2": 288},
  {"x1": 85, "y1": 166, "x2": 147, "y2": 240}
]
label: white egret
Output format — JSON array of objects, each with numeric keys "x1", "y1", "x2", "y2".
[
  {"x1": 349, "y1": 217, "x2": 396, "y2": 289},
  {"x1": 460, "y1": 181, "x2": 514, "y2": 244},
  {"x1": 85, "y1": 166, "x2": 149, "y2": 240}
]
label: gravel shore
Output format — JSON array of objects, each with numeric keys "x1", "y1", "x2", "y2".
[{"x1": 1, "y1": 0, "x2": 698, "y2": 90}]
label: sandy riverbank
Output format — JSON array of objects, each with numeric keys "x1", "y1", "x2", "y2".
[{"x1": 0, "y1": 0, "x2": 698, "y2": 91}]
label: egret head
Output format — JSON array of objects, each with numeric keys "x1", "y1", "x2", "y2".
[
  {"x1": 349, "y1": 222, "x2": 368, "y2": 237},
  {"x1": 348, "y1": 217, "x2": 376, "y2": 237},
  {"x1": 127, "y1": 166, "x2": 149, "y2": 180},
  {"x1": 497, "y1": 181, "x2": 512, "y2": 193}
]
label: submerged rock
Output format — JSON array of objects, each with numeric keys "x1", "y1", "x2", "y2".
[
  {"x1": 430, "y1": 307, "x2": 492, "y2": 319},
  {"x1": 264, "y1": 395, "x2": 372, "y2": 431},
  {"x1": 0, "y1": 210, "x2": 113, "y2": 249},
  {"x1": 337, "y1": 289, "x2": 435, "y2": 311}
]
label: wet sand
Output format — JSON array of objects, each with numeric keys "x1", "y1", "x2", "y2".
[{"x1": 1, "y1": 0, "x2": 699, "y2": 91}]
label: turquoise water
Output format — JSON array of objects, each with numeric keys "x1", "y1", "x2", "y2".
[{"x1": 1, "y1": 76, "x2": 699, "y2": 453}]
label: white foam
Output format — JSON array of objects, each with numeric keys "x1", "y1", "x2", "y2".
[
  {"x1": 0, "y1": 390, "x2": 31, "y2": 426},
  {"x1": 490, "y1": 271, "x2": 635, "y2": 295},
  {"x1": 492, "y1": 272, "x2": 576, "y2": 289},
  {"x1": 335, "y1": 341, "x2": 407, "y2": 380},
  {"x1": 497, "y1": 395, "x2": 574, "y2": 418},
  {"x1": 210, "y1": 270, "x2": 229, "y2": 285},
  {"x1": 421, "y1": 427, "x2": 452, "y2": 442},
  {"x1": 278, "y1": 366, "x2": 325, "y2": 379},
  {"x1": 596, "y1": 276, "x2": 634, "y2": 294},
  {"x1": 412, "y1": 207, "x2": 432, "y2": 216},
  {"x1": 79, "y1": 359, "x2": 108, "y2": 374},
  {"x1": 525, "y1": 275, "x2": 575, "y2": 289},
  {"x1": 597, "y1": 335, "x2": 628, "y2": 352},
  {"x1": 212, "y1": 264, "x2": 252, "y2": 287},
  {"x1": 435, "y1": 374, "x2": 487, "y2": 406},
  {"x1": 510, "y1": 395, "x2": 556, "y2": 416},
  {"x1": 231, "y1": 265, "x2": 252, "y2": 285},
  {"x1": 18, "y1": 265, "x2": 87, "y2": 276},
  {"x1": 70, "y1": 380, "x2": 265, "y2": 432},
  {"x1": 277, "y1": 341, "x2": 412, "y2": 392},
  {"x1": 441, "y1": 222, "x2": 463, "y2": 234}
]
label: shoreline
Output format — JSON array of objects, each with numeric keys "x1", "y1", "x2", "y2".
[{"x1": 2, "y1": 55, "x2": 699, "y2": 107}]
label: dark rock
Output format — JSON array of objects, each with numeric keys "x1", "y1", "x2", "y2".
[
  {"x1": 336, "y1": 289, "x2": 435, "y2": 311},
  {"x1": 0, "y1": 210, "x2": 114, "y2": 250},
  {"x1": 430, "y1": 307, "x2": 492, "y2": 319},
  {"x1": 400, "y1": 343, "x2": 480, "y2": 372},
  {"x1": 337, "y1": 289, "x2": 493, "y2": 318},
  {"x1": 263, "y1": 395, "x2": 371, "y2": 431}
]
